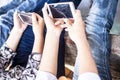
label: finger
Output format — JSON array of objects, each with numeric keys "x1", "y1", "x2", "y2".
[
  {"x1": 64, "y1": 19, "x2": 72, "y2": 27},
  {"x1": 14, "y1": 11, "x2": 19, "y2": 21},
  {"x1": 32, "y1": 12, "x2": 38, "y2": 25},
  {"x1": 35, "y1": 13, "x2": 43, "y2": 24},
  {"x1": 42, "y1": 3, "x2": 49, "y2": 19},
  {"x1": 74, "y1": 10, "x2": 83, "y2": 22},
  {"x1": 42, "y1": 3, "x2": 55, "y2": 26},
  {"x1": 75, "y1": 10, "x2": 81, "y2": 18},
  {"x1": 60, "y1": 24, "x2": 67, "y2": 29},
  {"x1": 55, "y1": 20, "x2": 64, "y2": 25}
]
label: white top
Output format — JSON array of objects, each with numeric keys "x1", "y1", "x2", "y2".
[
  {"x1": 35, "y1": 71, "x2": 101, "y2": 80},
  {"x1": 35, "y1": 71, "x2": 57, "y2": 80},
  {"x1": 78, "y1": 72, "x2": 101, "y2": 80}
]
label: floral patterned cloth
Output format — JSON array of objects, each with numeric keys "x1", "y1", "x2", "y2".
[{"x1": 0, "y1": 44, "x2": 41, "y2": 80}]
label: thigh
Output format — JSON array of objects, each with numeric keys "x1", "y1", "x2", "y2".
[
  {"x1": 86, "y1": 0, "x2": 118, "y2": 79},
  {"x1": 12, "y1": 26, "x2": 34, "y2": 67}
]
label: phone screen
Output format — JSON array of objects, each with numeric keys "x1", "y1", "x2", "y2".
[
  {"x1": 49, "y1": 3, "x2": 74, "y2": 18},
  {"x1": 18, "y1": 12, "x2": 32, "y2": 25}
]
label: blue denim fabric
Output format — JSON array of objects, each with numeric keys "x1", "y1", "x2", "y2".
[
  {"x1": 0, "y1": 0, "x2": 25, "y2": 15},
  {"x1": 73, "y1": 0, "x2": 118, "y2": 80},
  {"x1": 0, "y1": 0, "x2": 81, "y2": 78}
]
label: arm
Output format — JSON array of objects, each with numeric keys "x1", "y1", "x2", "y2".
[
  {"x1": 75, "y1": 34, "x2": 98, "y2": 74},
  {"x1": 6, "y1": 11, "x2": 27, "y2": 52},
  {"x1": 65, "y1": 10, "x2": 98, "y2": 75},
  {"x1": 20, "y1": 13, "x2": 45, "y2": 79},
  {"x1": 0, "y1": 11, "x2": 27, "y2": 70},
  {"x1": 38, "y1": 3, "x2": 64, "y2": 76},
  {"x1": 39, "y1": 30, "x2": 60, "y2": 75},
  {"x1": 32, "y1": 12, "x2": 44, "y2": 54}
]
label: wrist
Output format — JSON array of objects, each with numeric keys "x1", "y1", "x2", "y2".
[
  {"x1": 6, "y1": 27, "x2": 24, "y2": 51},
  {"x1": 46, "y1": 31, "x2": 61, "y2": 38},
  {"x1": 34, "y1": 33, "x2": 44, "y2": 39},
  {"x1": 11, "y1": 27, "x2": 24, "y2": 35},
  {"x1": 34, "y1": 35, "x2": 44, "y2": 42},
  {"x1": 74, "y1": 34, "x2": 87, "y2": 43},
  {"x1": 75, "y1": 37, "x2": 87, "y2": 46}
]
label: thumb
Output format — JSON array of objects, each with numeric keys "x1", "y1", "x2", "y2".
[
  {"x1": 32, "y1": 13, "x2": 38, "y2": 26},
  {"x1": 14, "y1": 11, "x2": 19, "y2": 22}
]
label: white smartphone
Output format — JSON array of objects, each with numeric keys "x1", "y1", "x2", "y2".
[
  {"x1": 47, "y1": 2, "x2": 75, "y2": 19},
  {"x1": 18, "y1": 12, "x2": 32, "y2": 25}
]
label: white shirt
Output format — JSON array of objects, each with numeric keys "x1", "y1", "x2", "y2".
[
  {"x1": 35, "y1": 71, "x2": 57, "y2": 80},
  {"x1": 78, "y1": 72, "x2": 101, "y2": 80},
  {"x1": 35, "y1": 71, "x2": 101, "y2": 80}
]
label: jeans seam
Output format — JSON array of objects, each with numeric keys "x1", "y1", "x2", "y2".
[
  {"x1": 103, "y1": 1, "x2": 113, "y2": 80},
  {"x1": 0, "y1": 26, "x2": 2, "y2": 47}
]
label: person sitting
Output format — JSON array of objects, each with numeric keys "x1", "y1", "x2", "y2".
[
  {"x1": 35, "y1": 4, "x2": 101, "y2": 80},
  {"x1": 0, "y1": 11, "x2": 44, "y2": 79}
]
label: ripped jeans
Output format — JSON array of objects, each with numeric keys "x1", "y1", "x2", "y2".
[{"x1": 73, "y1": 0, "x2": 118, "y2": 80}]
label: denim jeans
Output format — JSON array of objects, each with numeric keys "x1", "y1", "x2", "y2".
[
  {"x1": 73, "y1": 0, "x2": 118, "y2": 80},
  {"x1": 0, "y1": 0, "x2": 81, "y2": 78},
  {"x1": 0, "y1": 0, "x2": 25, "y2": 15}
]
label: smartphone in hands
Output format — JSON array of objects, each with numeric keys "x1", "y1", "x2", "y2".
[
  {"x1": 18, "y1": 12, "x2": 32, "y2": 25},
  {"x1": 47, "y1": 2, "x2": 75, "y2": 19}
]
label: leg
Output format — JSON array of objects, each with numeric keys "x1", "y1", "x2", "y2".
[{"x1": 73, "y1": 0, "x2": 118, "y2": 80}]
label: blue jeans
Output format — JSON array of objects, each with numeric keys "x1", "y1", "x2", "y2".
[
  {"x1": 0, "y1": 0, "x2": 24, "y2": 15},
  {"x1": 73, "y1": 0, "x2": 118, "y2": 80},
  {"x1": 0, "y1": 0, "x2": 81, "y2": 78}
]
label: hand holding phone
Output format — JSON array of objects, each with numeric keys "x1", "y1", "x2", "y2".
[{"x1": 47, "y1": 2, "x2": 75, "y2": 19}]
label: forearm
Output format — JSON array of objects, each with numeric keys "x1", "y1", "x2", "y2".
[
  {"x1": 75, "y1": 37, "x2": 98, "y2": 75},
  {"x1": 6, "y1": 27, "x2": 23, "y2": 51},
  {"x1": 32, "y1": 35, "x2": 44, "y2": 53},
  {"x1": 39, "y1": 32, "x2": 60, "y2": 76}
]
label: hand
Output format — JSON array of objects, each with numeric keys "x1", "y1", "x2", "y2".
[
  {"x1": 6, "y1": 11, "x2": 28, "y2": 51},
  {"x1": 13, "y1": 11, "x2": 28, "y2": 33},
  {"x1": 32, "y1": 12, "x2": 44, "y2": 36},
  {"x1": 42, "y1": 3, "x2": 64, "y2": 37},
  {"x1": 64, "y1": 10, "x2": 86, "y2": 43}
]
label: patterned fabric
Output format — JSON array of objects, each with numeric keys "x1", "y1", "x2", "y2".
[{"x1": 0, "y1": 44, "x2": 41, "y2": 80}]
